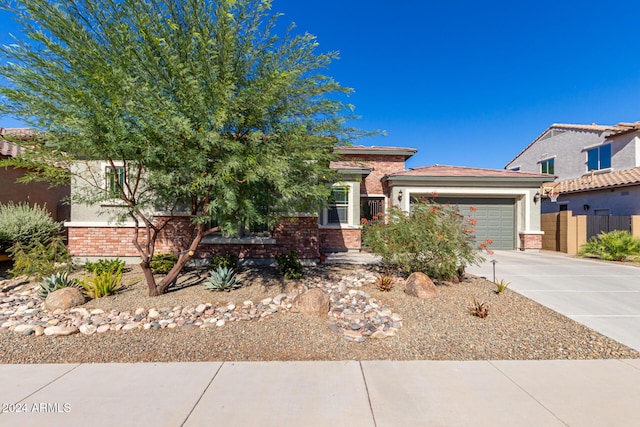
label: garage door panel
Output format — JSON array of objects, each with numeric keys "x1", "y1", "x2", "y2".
[{"x1": 430, "y1": 197, "x2": 516, "y2": 250}]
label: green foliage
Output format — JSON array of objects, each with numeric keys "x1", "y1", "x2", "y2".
[
  {"x1": 80, "y1": 268, "x2": 123, "y2": 298},
  {"x1": 579, "y1": 230, "x2": 640, "y2": 261},
  {"x1": 150, "y1": 253, "x2": 179, "y2": 274},
  {"x1": 39, "y1": 272, "x2": 81, "y2": 300},
  {"x1": 204, "y1": 266, "x2": 242, "y2": 292},
  {"x1": 468, "y1": 297, "x2": 489, "y2": 318},
  {"x1": 0, "y1": 0, "x2": 372, "y2": 295},
  {"x1": 374, "y1": 274, "x2": 395, "y2": 292},
  {"x1": 84, "y1": 258, "x2": 125, "y2": 275},
  {"x1": 9, "y1": 236, "x2": 71, "y2": 279},
  {"x1": 362, "y1": 201, "x2": 484, "y2": 280},
  {"x1": 495, "y1": 279, "x2": 510, "y2": 296},
  {"x1": 276, "y1": 250, "x2": 303, "y2": 279},
  {"x1": 210, "y1": 252, "x2": 239, "y2": 270},
  {"x1": 0, "y1": 202, "x2": 62, "y2": 252}
]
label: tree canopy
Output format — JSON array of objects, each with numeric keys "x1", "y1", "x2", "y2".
[{"x1": 0, "y1": 0, "x2": 367, "y2": 295}]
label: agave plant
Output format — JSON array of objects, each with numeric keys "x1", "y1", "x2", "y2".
[
  {"x1": 204, "y1": 266, "x2": 242, "y2": 292},
  {"x1": 39, "y1": 272, "x2": 82, "y2": 300}
]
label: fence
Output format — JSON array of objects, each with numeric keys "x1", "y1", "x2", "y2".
[{"x1": 541, "y1": 211, "x2": 640, "y2": 254}]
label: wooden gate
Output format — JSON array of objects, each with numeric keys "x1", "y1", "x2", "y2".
[{"x1": 586, "y1": 216, "x2": 631, "y2": 240}]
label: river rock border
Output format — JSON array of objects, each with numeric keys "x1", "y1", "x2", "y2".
[{"x1": 0, "y1": 269, "x2": 402, "y2": 342}]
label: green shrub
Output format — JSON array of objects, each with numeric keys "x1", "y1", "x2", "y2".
[
  {"x1": 0, "y1": 202, "x2": 62, "y2": 252},
  {"x1": 362, "y1": 201, "x2": 484, "y2": 280},
  {"x1": 84, "y1": 258, "x2": 125, "y2": 275},
  {"x1": 39, "y1": 272, "x2": 82, "y2": 300},
  {"x1": 9, "y1": 236, "x2": 72, "y2": 279},
  {"x1": 204, "y1": 266, "x2": 242, "y2": 291},
  {"x1": 80, "y1": 267, "x2": 123, "y2": 298},
  {"x1": 210, "y1": 252, "x2": 238, "y2": 270},
  {"x1": 276, "y1": 250, "x2": 303, "y2": 279},
  {"x1": 579, "y1": 230, "x2": 640, "y2": 261},
  {"x1": 150, "y1": 253, "x2": 179, "y2": 274}
]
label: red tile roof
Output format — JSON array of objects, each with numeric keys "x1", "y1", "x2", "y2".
[
  {"x1": 551, "y1": 167, "x2": 640, "y2": 194},
  {"x1": 387, "y1": 164, "x2": 550, "y2": 179},
  {"x1": 0, "y1": 128, "x2": 32, "y2": 157},
  {"x1": 329, "y1": 160, "x2": 373, "y2": 171}
]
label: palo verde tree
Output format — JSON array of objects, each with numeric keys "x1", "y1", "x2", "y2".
[{"x1": 0, "y1": 0, "x2": 367, "y2": 295}]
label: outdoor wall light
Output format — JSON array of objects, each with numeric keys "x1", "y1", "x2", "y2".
[
  {"x1": 583, "y1": 204, "x2": 590, "y2": 211},
  {"x1": 533, "y1": 191, "x2": 541, "y2": 203},
  {"x1": 398, "y1": 190, "x2": 403, "y2": 202}
]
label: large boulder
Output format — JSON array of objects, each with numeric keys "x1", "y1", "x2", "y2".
[
  {"x1": 44, "y1": 287, "x2": 85, "y2": 311},
  {"x1": 404, "y1": 272, "x2": 437, "y2": 299},
  {"x1": 292, "y1": 288, "x2": 330, "y2": 317}
]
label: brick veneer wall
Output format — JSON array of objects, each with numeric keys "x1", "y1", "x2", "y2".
[
  {"x1": 319, "y1": 228, "x2": 362, "y2": 252},
  {"x1": 68, "y1": 216, "x2": 320, "y2": 259},
  {"x1": 341, "y1": 154, "x2": 407, "y2": 195}
]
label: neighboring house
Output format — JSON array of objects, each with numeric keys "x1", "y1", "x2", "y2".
[
  {"x1": 505, "y1": 122, "x2": 640, "y2": 215},
  {"x1": 66, "y1": 145, "x2": 549, "y2": 261},
  {"x1": 0, "y1": 128, "x2": 70, "y2": 222}
]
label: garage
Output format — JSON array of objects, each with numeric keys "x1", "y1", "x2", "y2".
[{"x1": 433, "y1": 197, "x2": 516, "y2": 250}]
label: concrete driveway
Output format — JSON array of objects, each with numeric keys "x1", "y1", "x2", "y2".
[{"x1": 467, "y1": 251, "x2": 640, "y2": 352}]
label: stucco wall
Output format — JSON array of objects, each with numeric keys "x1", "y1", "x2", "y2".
[
  {"x1": 507, "y1": 129, "x2": 607, "y2": 180},
  {"x1": 542, "y1": 186, "x2": 640, "y2": 216}
]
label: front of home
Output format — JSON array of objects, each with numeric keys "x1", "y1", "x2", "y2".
[{"x1": 65, "y1": 146, "x2": 549, "y2": 262}]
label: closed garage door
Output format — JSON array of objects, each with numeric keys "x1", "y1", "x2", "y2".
[{"x1": 431, "y1": 197, "x2": 516, "y2": 250}]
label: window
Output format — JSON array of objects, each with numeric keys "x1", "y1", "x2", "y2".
[
  {"x1": 327, "y1": 186, "x2": 349, "y2": 224},
  {"x1": 587, "y1": 144, "x2": 611, "y2": 171},
  {"x1": 540, "y1": 158, "x2": 554, "y2": 175},
  {"x1": 105, "y1": 166, "x2": 125, "y2": 196}
]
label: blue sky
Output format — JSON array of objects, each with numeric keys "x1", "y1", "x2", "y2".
[{"x1": 2, "y1": 0, "x2": 640, "y2": 169}]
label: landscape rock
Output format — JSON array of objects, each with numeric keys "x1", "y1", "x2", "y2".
[
  {"x1": 44, "y1": 325, "x2": 79, "y2": 337},
  {"x1": 404, "y1": 272, "x2": 437, "y2": 300},
  {"x1": 44, "y1": 288, "x2": 85, "y2": 311},
  {"x1": 292, "y1": 288, "x2": 330, "y2": 317}
]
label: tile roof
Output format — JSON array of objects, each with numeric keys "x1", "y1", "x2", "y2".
[
  {"x1": 0, "y1": 128, "x2": 33, "y2": 157},
  {"x1": 386, "y1": 164, "x2": 550, "y2": 179},
  {"x1": 335, "y1": 145, "x2": 418, "y2": 159},
  {"x1": 504, "y1": 122, "x2": 639, "y2": 168},
  {"x1": 551, "y1": 167, "x2": 640, "y2": 194},
  {"x1": 329, "y1": 160, "x2": 373, "y2": 171}
]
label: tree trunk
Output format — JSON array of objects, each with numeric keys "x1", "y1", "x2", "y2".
[
  {"x1": 141, "y1": 259, "x2": 162, "y2": 297},
  {"x1": 150, "y1": 222, "x2": 206, "y2": 296}
]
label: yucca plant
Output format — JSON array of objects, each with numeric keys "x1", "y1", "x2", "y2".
[
  {"x1": 468, "y1": 297, "x2": 489, "y2": 318},
  {"x1": 38, "y1": 272, "x2": 82, "y2": 300},
  {"x1": 80, "y1": 267, "x2": 123, "y2": 298},
  {"x1": 375, "y1": 274, "x2": 395, "y2": 292},
  {"x1": 495, "y1": 279, "x2": 510, "y2": 296},
  {"x1": 204, "y1": 266, "x2": 242, "y2": 292}
]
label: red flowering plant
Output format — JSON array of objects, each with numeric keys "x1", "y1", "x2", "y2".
[{"x1": 362, "y1": 200, "x2": 487, "y2": 281}]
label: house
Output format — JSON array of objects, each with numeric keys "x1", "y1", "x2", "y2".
[
  {"x1": 65, "y1": 145, "x2": 549, "y2": 262},
  {"x1": 0, "y1": 128, "x2": 70, "y2": 222},
  {"x1": 505, "y1": 122, "x2": 640, "y2": 215}
]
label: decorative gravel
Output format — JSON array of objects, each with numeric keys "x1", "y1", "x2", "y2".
[{"x1": 1, "y1": 263, "x2": 638, "y2": 363}]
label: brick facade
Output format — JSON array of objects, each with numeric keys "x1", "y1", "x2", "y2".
[
  {"x1": 519, "y1": 232, "x2": 543, "y2": 251},
  {"x1": 68, "y1": 216, "x2": 320, "y2": 260},
  {"x1": 319, "y1": 228, "x2": 362, "y2": 252}
]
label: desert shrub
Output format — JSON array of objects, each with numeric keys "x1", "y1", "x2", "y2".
[
  {"x1": 362, "y1": 201, "x2": 484, "y2": 280},
  {"x1": 9, "y1": 236, "x2": 72, "y2": 279},
  {"x1": 276, "y1": 250, "x2": 303, "y2": 279},
  {"x1": 84, "y1": 258, "x2": 125, "y2": 275},
  {"x1": 468, "y1": 297, "x2": 489, "y2": 318},
  {"x1": 210, "y1": 252, "x2": 238, "y2": 270},
  {"x1": 0, "y1": 202, "x2": 62, "y2": 252},
  {"x1": 38, "y1": 272, "x2": 82, "y2": 300},
  {"x1": 579, "y1": 230, "x2": 640, "y2": 261},
  {"x1": 150, "y1": 253, "x2": 179, "y2": 274},
  {"x1": 495, "y1": 279, "x2": 510, "y2": 296},
  {"x1": 204, "y1": 266, "x2": 242, "y2": 291},
  {"x1": 80, "y1": 267, "x2": 123, "y2": 298},
  {"x1": 374, "y1": 274, "x2": 395, "y2": 292}
]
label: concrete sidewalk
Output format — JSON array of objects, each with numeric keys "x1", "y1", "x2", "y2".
[{"x1": 1, "y1": 360, "x2": 640, "y2": 426}]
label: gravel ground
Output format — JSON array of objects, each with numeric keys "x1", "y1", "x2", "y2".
[{"x1": 1, "y1": 263, "x2": 638, "y2": 363}]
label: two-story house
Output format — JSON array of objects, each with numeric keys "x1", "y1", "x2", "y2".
[{"x1": 505, "y1": 122, "x2": 640, "y2": 215}]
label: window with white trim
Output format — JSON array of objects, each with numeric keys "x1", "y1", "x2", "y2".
[
  {"x1": 539, "y1": 158, "x2": 554, "y2": 175},
  {"x1": 587, "y1": 144, "x2": 611, "y2": 171},
  {"x1": 320, "y1": 183, "x2": 355, "y2": 226},
  {"x1": 105, "y1": 166, "x2": 125, "y2": 197}
]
